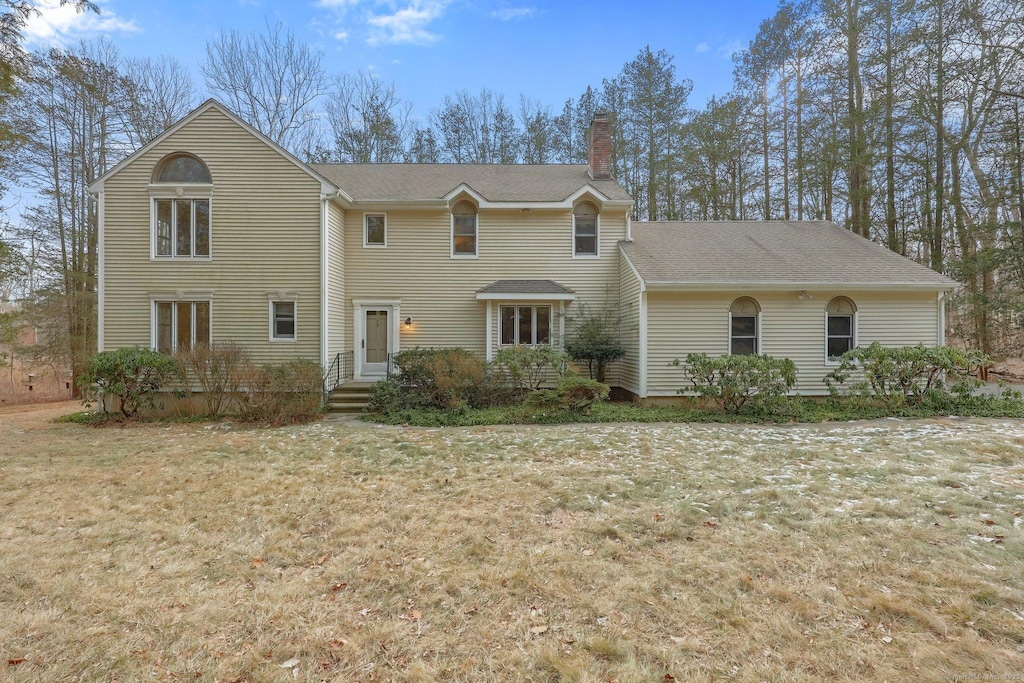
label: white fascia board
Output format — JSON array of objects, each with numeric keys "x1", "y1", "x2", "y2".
[
  {"x1": 475, "y1": 292, "x2": 577, "y2": 301},
  {"x1": 643, "y1": 281, "x2": 958, "y2": 292},
  {"x1": 439, "y1": 181, "x2": 632, "y2": 211},
  {"x1": 618, "y1": 247, "x2": 646, "y2": 292},
  {"x1": 88, "y1": 99, "x2": 340, "y2": 195}
]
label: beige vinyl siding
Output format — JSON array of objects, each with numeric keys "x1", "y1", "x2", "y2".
[
  {"x1": 102, "y1": 107, "x2": 323, "y2": 364},
  {"x1": 344, "y1": 207, "x2": 627, "y2": 379},
  {"x1": 617, "y1": 251, "x2": 642, "y2": 394},
  {"x1": 326, "y1": 202, "x2": 346, "y2": 360},
  {"x1": 646, "y1": 290, "x2": 941, "y2": 396}
]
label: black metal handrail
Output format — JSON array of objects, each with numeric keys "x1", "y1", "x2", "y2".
[{"x1": 322, "y1": 351, "x2": 354, "y2": 405}]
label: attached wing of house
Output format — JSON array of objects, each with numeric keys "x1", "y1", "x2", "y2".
[{"x1": 91, "y1": 100, "x2": 957, "y2": 401}]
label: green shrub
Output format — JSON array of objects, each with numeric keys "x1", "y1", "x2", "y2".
[
  {"x1": 525, "y1": 375, "x2": 610, "y2": 414},
  {"x1": 493, "y1": 345, "x2": 570, "y2": 392},
  {"x1": 564, "y1": 303, "x2": 625, "y2": 382},
  {"x1": 78, "y1": 348, "x2": 178, "y2": 418},
  {"x1": 237, "y1": 359, "x2": 323, "y2": 424},
  {"x1": 824, "y1": 343, "x2": 989, "y2": 407},
  {"x1": 369, "y1": 348, "x2": 512, "y2": 413},
  {"x1": 425, "y1": 348, "x2": 486, "y2": 410},
  {"x1": 674, "y1": 353, "x2": 797, "y2": 414}
]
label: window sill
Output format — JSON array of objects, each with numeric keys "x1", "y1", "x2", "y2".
[
  {"x1": 151, "y1": 255, "x2": 212, "y2": 262},
  {"x1": 451, "y1": 254, "x2": 479, "y2": 259},
  {"x1": 572, "y1": 253, "x2": 600, "y2": 259},
  {"x1": 362, "y1": 243, "x2": 387, "y2": 249},
  {"x1": 270, "y1": 337, "x2": 298, "y2": 343}
]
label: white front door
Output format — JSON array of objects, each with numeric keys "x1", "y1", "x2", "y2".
[{"x1": 361, "y1": 308, "x2": 390, "y2": 376}]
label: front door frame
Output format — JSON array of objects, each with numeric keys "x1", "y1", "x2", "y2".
[{"x1": 353, "y1": 299, "x2": 401, "y2": 380}]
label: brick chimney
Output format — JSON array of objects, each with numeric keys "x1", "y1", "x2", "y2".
[{"x1": 588, "y1": 112, "x2": 611, "y2": 180}]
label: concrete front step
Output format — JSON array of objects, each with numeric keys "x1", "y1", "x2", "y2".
[{"x1": 326, "y1": 382, "x2": 376, "y2": 413}]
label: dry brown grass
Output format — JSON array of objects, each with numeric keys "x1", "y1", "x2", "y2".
[{"x1": 1, "y1": 404, "x2": 1023, "y2": 681}]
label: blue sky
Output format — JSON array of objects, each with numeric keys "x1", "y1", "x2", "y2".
[{"x1": 22, "y1": 0, "x2": 776, "y2": 121}]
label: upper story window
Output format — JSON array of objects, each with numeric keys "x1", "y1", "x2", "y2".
[
  {"x1": 451, "y1": 200, "x2": 478, "y2": 257},
  {"x1": 152, "y1": 153, "x2": 212, "y2": 259},
  {"x1": 573, "y1": 201, "x2": 599, "y2": 257},
  {"x1": 154, "y1": 154, "x2": 212, "y2": 184},
  {"x1": 826, "y1": 296, "x2": 857, "y2": 362},
  {"x1": 729, "y1": 297, "x2": 760, "y2": 355},
  {"x1": 364, "y1": 214, "x2": 386, "y2": 247}
]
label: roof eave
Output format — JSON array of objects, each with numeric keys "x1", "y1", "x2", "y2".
[
  {"x1": 643, "y1": 280, "x2": 958, "y2": 292},
  {"x1": 475, "y1": 292, "x2": 577, "y2": 301}
]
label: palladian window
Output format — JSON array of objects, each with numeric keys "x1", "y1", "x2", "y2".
[{"x1": 152, "y1": 153, "x2": 212, "y2": 258}]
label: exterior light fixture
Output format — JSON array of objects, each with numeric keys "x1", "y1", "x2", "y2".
[
  {"x1": 404, "y1": 317, "x2": 412, "y2": 327},
  {"x1": 798, "y1": 290, "x2": 812, "y2": 300}
]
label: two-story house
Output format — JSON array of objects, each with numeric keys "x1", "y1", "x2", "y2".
[{"x1": 89, "y1": 100, "x2": 955, "y2": 401}]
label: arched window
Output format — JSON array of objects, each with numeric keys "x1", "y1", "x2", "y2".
[
  {"x1": 730, "y1": 297, "x2": 761, "y2": 355},
  {"x1": 151, "y1": 153, "x2": 212, "y2": 258},
  {"x1": 826, "y1": 296, "x2": 857, "y2": 361},
  {"x1": 153, "y1": 153, "x2": 212, "y2": 184},
  {"x1": 451, "y1": 200, "x2": 478, "y2": 257},
  {"x1": 573, "y1": 201, "x2": 599, "y2": 256}
]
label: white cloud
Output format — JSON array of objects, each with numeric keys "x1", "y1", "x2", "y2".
[
  {"x1": 717, "y1": 40, "x2": 744, "y2": 59},
  {"x1": 491, "y1": 6, "x2": 536, "y2": 21},
  {"x1": 22, "y1": 0, "x2": 138, "y2": 47},
  {"x1": 365, "y1": 1, "x2": 448, "y2": 46},
  {"x1": 316, "y1": 0, "x2": 450, "y2": 47},
  {"x1": 695, "y1": 41, "x2": 709, "y2": 54}
]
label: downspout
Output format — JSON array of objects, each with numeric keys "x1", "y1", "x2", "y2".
[{"x1": 937, "y1": 290, "x2": 946, "y2": 346}]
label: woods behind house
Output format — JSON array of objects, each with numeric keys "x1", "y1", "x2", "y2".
[{"x1": 1, "y1": 0, "x2": 1023, "y2": 388}]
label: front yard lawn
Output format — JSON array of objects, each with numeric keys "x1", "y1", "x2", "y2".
[{"x1": 1, "y1": 403, "x2": 1022, "y2": 681}]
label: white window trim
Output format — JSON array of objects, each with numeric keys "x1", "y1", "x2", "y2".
[
  {"x1": 150, "y1": 195, "x2": 213, "y2": 261},
  {"x1": 572, "y1": 212, "x2": 600, "y2": 259},
  {"x1": 450, "y1": 210, "x2": 479, "y2": 259},
  {"x1": 269, "y1": 297, "x2": 298, "y2": 343},
  {"x1": 363, "y1": 212, "x2": 387, "y2": 248},
  {"x1": 150, "y1": 297, "x2": 213, "y2": 352},
  {"x1": 728, "y1": 310, "x2": 761, "y2": 356},
  {"x1": 824, "y1": 299, "x2": 858, "y2": 366},
  {"x1": 498, "y1": 304, "x2": 553, "y2": 347}
]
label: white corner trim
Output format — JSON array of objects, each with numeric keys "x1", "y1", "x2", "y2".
[
  {"x1": 320, "y1": 197, "x2": 329, "y2": 367},
  {"x1": 638, "y1": 290, "x2": 648, "y2": 398},
  {"x1": 97, "y1": 191, "x2": 105, "y2": 352},
  {"x1": 938, "y1": 291, "x2": 946, "y2": 346},
  {"x1": 486, "y1": 301, "x2": 494, "y2": 361}
]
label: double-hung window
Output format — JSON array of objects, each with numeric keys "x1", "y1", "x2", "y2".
[
  {"x1": 364, "y1": 214, "x2": 386, "y2": 247},
  {"x1": 271, "y1": 301, "x2": 297, "y2": 341},
  {"x1": 826, "y1": 297, "x2": 857, "y2": 361},
  {"x1": 499, "y1": 305, "x2": 551, "y2": 346},
  {"x1": 573, "y1": 201, "x2": 599, "y2": 256},
  {"x1": 451, "y1": 201, "x2": 478, "y2": 257},
  {"x1": 155, "y1": 300, "x2": 210, "y2": 353},
  {"x1": 729, "y1": 297, "x2": 760, "y2": 355}
]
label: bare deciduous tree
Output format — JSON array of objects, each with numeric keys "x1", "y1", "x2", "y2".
[
  {"x1": 201, "y1": 21, "x2": 327, "y2": 152},
  {"x1": 325, "y1": 72, "x2": 411, "y2": 163}
]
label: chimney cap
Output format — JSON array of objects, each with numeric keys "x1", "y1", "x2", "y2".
[{"x1": 592, "y1": 111, "x2": 609, "y2": 122}]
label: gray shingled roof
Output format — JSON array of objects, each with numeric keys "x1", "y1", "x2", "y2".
[
  {"x1": 310, "y1": 163, "x2": 631, "y2": 203},
  {"x1": 622, "y1": 221, "x2": 957, "y2": 289},
  {"x1": 476, "y1": 280, "x2": 576, "y2": 295}
]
